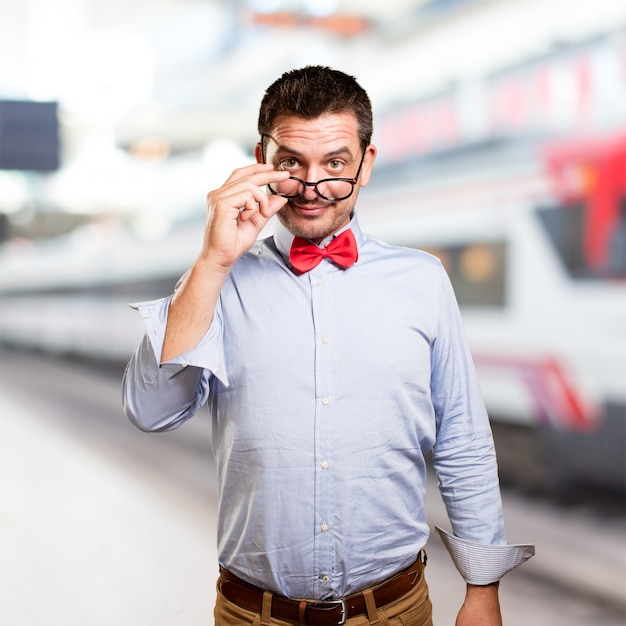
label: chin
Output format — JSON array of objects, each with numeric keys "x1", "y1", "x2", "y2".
[
  {"x1": 278, "y1": 211, "x2": 321, "y2": 239},
  {"x1": 278, "y1": 206, "x2": 349, "y2": 241}
]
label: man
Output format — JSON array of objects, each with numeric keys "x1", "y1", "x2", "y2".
[{"x1": 123, "y1": 66, "x2": 533, "y2": 625}]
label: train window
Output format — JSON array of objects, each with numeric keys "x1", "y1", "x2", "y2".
[
  {"x1": 536, "y1": 200, "x2": 626, "y2": 279},
  {"x1": 423, "y1": 241, "x2": 507, "y2": 307}
]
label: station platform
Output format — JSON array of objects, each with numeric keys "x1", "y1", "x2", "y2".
[{"x1": 1, "y1": 384, "x2": 217, "y2": 625}]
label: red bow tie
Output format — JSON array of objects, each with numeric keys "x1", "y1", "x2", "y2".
[{"x1": 289, "y1": 229, "x2": 358, "y2": 274}]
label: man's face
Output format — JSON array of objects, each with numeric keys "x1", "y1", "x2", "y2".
[{"x1": 256, "y1": 112, "x2": 376, "y2": 243}]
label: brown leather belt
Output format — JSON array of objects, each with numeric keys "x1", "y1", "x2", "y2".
[{"x1": 219, "y1": 551, "x2": 426, "y2": 626}]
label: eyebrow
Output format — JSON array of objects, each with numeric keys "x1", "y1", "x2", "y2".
[{"x1": 273, "y1": 144, "x2": 355, "y2": 160}]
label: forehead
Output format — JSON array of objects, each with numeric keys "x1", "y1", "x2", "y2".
[{"x1": 268, "y1": 112, "x2": 360, "y2": 154}]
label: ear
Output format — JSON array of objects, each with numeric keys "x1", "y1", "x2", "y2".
[
  {"x1": 254, "y1": 143, "x2": 264, "y2": 164},
  {"x1": 358, "y1": 144, "x2": 377, "y2": 187}
]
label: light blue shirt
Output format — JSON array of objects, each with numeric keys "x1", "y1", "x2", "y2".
[{"x1": 122, "y1": 214, "x2": 533, "y2": 599}]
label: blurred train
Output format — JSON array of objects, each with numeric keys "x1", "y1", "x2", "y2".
[{"x1": 0, "y1": 133, "x2": 624, "y2": 496}]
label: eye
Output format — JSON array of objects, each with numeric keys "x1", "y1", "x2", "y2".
[
  {"x1": 279, "y1": 157, "x2": 299, "y2": 171},
  {"x1": 328, "y1": 159, "x2": 344, "y2": 171}
]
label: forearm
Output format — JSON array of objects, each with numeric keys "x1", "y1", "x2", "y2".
[{"x1": 162, "y1": 255, "x2": 230, "y2": 362}]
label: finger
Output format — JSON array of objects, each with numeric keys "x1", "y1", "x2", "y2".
[
  {"x1": 230, "y1": 182, "x2": 273, "y2": 220},
  {"x1": 237, "y1": 197, "x2": 262, "y2": 221},
  {"x1": 224, "y1": 164, "x2": 290, "y2": 189},
  {"x1": 259, "y1": 194, "x2": 288, "y2": 219},
  {"x1": 239, "y1": 188, "x2": 288, "y2": 226},
  {"x1": 223, "y1": 162, "x2": 274, "y2": 185},
  {"x1": 209, "y1": 177, "x2": 267, "y2": 213}
]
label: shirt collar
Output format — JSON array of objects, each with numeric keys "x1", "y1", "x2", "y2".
[{"x1": 273, "y1": 213, "x2": 364, "y2": 268}]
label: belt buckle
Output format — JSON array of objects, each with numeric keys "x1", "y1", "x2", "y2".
[{"x1": 310, "y1": 598, "x2": 347, "y2": 625}]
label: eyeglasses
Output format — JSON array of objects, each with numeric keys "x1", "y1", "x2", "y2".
[{"x1": 261, "y1": 135, "x2": 365, "y2": 202}]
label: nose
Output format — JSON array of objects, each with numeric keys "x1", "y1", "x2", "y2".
[
  {"x1": 297, "y1": 166, "x2": 319, "y2": 200},
  {"x1": 300, "y1": 181, "x2": 320, "y2": 201}
]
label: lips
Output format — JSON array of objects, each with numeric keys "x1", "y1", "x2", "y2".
[{"x1": 289, "y1": 201, "x2": 330, "y2": 216}]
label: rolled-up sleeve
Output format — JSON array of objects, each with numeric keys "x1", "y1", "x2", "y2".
[
  {"x1": 121, "y1": 296, "x2": 228, "y2": 432},
  {"x1": 436, "y1": 527, "x2": 535, "y2": 584}
]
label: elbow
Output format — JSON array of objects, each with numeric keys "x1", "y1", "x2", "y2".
[
  {"x1": 121, "y1": 362, "x2": 201, "y2": 433},
  {"x1": 123, "y1": 397, "x2": 163, "y2": 433},
  {"x1": 122, "y1": 386, "x2": 187, "y2": 433},
  {"x1": 121, "y1": 361, "x2": 175, "y2": 433},
  {"x1": 120, "y1": 336, "x2": 209, "y2": 432},
  {"x1": 121, "y1": 376, "x2": 165, "y2": 432}
]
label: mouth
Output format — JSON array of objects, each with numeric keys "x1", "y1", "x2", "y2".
[{"x1": 288, "y1": 200, "x2": 331, "y2": 217}]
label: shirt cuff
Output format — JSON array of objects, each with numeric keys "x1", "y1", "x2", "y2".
[
  {"x1": 129, "y1": 297, "x2": 229, "y2": 386},
  {"x1": 435, "y1": 526, "x2": 535, "y2": 584}
]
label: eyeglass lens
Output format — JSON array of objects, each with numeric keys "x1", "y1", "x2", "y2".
[{"x1": 268, "y1": 178, "x2": 355, "y2": 201}]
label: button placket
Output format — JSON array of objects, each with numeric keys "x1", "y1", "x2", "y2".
[{"x1": 309, "y1": 266, "x2": 335, "y2": 596}]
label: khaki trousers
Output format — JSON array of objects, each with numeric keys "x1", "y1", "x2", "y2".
[{"x1": 214, "y1": 566, "x2": 433, "y2": 626}]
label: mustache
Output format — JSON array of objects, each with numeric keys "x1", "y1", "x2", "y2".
[{"x1": 288, "y1": 199, "x2": 335, "y2": 208}]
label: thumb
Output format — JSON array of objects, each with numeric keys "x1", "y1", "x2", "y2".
[{"x1": 260, "y1": 194, "x2": 289, "y2": 219}]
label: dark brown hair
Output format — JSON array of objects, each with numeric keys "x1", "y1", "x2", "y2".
[{"x1": 258, "y1": 66, "x2": 373, "y2": 149}]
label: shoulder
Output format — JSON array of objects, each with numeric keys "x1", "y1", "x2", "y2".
[
  {"x1": 359, "y1": 231, "x2": 444, "y2": 273},
  {"x1": 229, "y1": 236, "x2": 289, "y2": 278}
]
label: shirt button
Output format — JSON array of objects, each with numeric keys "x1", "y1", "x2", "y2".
[
  {"x1": 321, "y1": 461, "x2": 329, "y2": 470},
  {"x1": 322, "y1": 575, "x2": 331, "y2": 583},
  {"x1": 317, "y1": 279, "x2": 325, "y2": 287},
  {"x1": 321, "y1": 336, "x2": 329, "y2": 344},
  {"x1": 321, "y1": 397, "x2": 329, "y2": 406},
  {"x1": 321, "y1": 523, "x2": 329, "y2": 532}
]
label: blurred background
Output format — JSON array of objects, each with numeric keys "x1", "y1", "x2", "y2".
[{"x1": 0, "y1": 0, "x2": 624, "y2": 624}]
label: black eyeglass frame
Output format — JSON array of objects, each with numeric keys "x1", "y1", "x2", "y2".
[{"x1": 260, "y1": 134, "x2": 366, "y2": 202}]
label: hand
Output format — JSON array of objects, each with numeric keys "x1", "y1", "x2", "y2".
[
  {"x1": 202, "y1": 163, "x2": 290, "y2": 271},
  {"x1": 455, "y1": 583, "x2": 502, "y2": 626}
]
